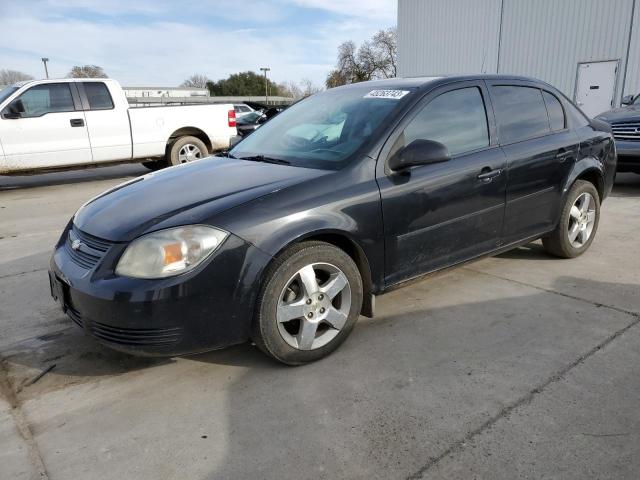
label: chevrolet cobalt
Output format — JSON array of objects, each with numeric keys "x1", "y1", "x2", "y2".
[{"x1": 50, "y1": 75, "x2": 616, "y2": 364}]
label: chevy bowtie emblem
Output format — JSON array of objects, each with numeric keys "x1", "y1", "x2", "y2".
[{"x1": 71, "y1": 239, "x2": 82, "y2": 251}]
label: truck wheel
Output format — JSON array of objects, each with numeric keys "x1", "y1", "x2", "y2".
[
  {"x1": 542, "y1": 180, "x2": 600, "y2": 258},
  {"x1": 167, "y1": 136, "x2": 208, "y2": 166},
  {"x1": 252, "y1": 241, "x2": 363, "y2": 365}
]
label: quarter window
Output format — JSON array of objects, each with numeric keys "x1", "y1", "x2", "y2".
[
  {"x1": 84, "y1": 82, "x2": 114, "y2": 110},
  {"x1": 542, "y1": 91, "x2": 565, "y2": 131},
  {"x1": 18, "y1": 83, "x2": 75, "y2": 117},
  {"x1": 491, "y1": 86, "x2": 550, "y2": 144},
  {"x1": 403, "y1": 87, "x2": 490, "y2": 157}
]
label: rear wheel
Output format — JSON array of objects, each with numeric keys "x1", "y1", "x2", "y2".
[
  {"x1": 167, "y1": 136, "x2": 208, "y2": 166},
  {"x1": 543, "y1": 180, "x2": 600, "y2": 258},
  {"x1": 253, "y1": 241, "x2": 363, "y2": 365}
]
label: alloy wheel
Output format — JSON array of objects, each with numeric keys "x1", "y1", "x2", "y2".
[
  {"x1": 276, "y1": 262, "x2": 352, "y2": 350},
  {"x1": 568, "y1": 192, "x2": 597, "y2": 248},
  {"x1": 178, "y1": 144, "x2": 203, "y2": 163}
]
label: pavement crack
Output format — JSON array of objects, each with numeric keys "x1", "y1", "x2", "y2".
[
  {"x1": 0, "y1": 356, "x2": 49, "y2": 479},
  {"x1": 462, "y1": 267, "x2": 639, "y2": 318},
  {"x1": 0, "y1": 267, "x2": 47, "y2": 280},
  {"x1": 405, "y1": 295, "x2": 640, "y2": 479}
]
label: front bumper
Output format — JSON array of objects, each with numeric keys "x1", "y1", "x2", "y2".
[
  {"x1": 614, "y1": 140, "x2": 640, "y2": 172},
  {"x1": 49, "y1": 226, "x2": 272, "y2": 356}
]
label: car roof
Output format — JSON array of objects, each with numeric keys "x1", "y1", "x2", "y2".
[{"x1": 334, "y1": 74, "x2": 549, "y2": 91}]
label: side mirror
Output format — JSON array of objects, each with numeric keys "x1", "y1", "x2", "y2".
[
  {"x1": 621, "y1": 94, "x2": 635, "y2": 106},
  {"x1": 2, "y1": 99, "x2": 25, "y2": 119},
  {"x1": 389, "y1": 139, "x2": 451, "y2": 171}
]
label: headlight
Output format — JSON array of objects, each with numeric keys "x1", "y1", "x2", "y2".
[{"x1": 115, "y1": 225, "x2": 228, "y2": 279}]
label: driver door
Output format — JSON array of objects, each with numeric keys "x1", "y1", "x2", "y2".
[
  {"x1": 0, "y1": 82, "x2": 91, "y2": 171},
  {"x1": 377, "y1": 81, "x2": 507, "y2": 286}
]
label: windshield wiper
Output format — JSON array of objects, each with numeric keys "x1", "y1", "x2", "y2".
[{"x1": 237, "y1": 155, "x2": 291, "y2": 165}]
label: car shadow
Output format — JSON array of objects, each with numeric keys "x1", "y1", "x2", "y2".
[
  {"x1": 0, "y1": 164, "x2": 148, "y2": 191},
  {"x1": 611, "y1": 172, "x2": 640, "y2": 198}
]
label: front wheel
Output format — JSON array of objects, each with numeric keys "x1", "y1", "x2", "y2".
[
  {"x1": 543, "y1": 180, "x2": 600, "y2": 258},
  {"x1": 253, "y1": 241, "x2": 363, "y2": 365}
]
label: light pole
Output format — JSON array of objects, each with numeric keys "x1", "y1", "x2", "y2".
[
  {"x1": 260, "y1": 67, "x2": 270, "y2": 104},
  {"x1": 41, "y1": 58, "x2": 49, "y2": 79}
]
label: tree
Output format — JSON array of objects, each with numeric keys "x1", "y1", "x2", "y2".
[
  {"x1": 0, "y1": 69, "x2": 34, "y2": 84},
  {"x1": 278, "y1": 78, "x2": 322, "y2": 99},
  {"x1": 325, "y1": 27, "x2": 397, "y2": 88},
  {"x1": 207, "y1": 71, "x2": 281, "y2": 96},
  {"x1": 181, "y1": 74, "x2": 210, "y2": 88},
  {"x1": 67, "y1": 65, "x2": 108, "y2": 78}
]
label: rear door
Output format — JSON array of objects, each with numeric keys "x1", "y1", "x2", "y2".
[
  {"x1": 78, "y1": 81, "x2": 132, "y2": 163},
  {"x1": 377, "y1": 81, "x2": 507, "y2": 285},
  {"x1": 488, "y1": 82, "x2": 578, "y2": 245},
  {"x1": 0, "y1": 82, "x2": 91, "y2": 170}
]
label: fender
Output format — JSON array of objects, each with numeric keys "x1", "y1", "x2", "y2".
[{"x1": 562, "y1": 156, "x2": 605, "y2": 200}]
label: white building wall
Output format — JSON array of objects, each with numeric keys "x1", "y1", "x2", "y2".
[
  {"x1": 398, "y1": 0, "x2": 640, "y2": 105},
  {"x1": 398, "y1": 0, "x2": 502, "y2": 76}
]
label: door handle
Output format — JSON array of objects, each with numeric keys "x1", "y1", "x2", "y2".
[
  {"x1": 477, "y1": 167, "x2": 502, "y2": 181},
  {"x1": 555, "y1": 149, "x2": 573, "y2": 162},
  {"x1": 70, "y1": 118, "x2": 85, "y2": 127}
]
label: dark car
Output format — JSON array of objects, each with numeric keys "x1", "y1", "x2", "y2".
[
  {"x1": 49, "y1": 75, "x2": 616, "y2": 365},
  {"x1": 595, "y1": 94, "x2": 640, "y2": 174},
  {"x1": 236, "y1": 107, "x2": 283, "y2": 137}
]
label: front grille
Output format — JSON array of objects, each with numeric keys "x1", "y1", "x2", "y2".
[
  {"x1": 91, "y1": 321, "x2": 183, "y2": 347},
  {"x1": 611, "y1": 121, "x2": 640, "y2": 141},
  {"x1": 65, "y1": 226, "x2": 114, "y2": 269}
]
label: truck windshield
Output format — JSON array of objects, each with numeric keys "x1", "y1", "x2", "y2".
[
  {"x1": 230, "y1": 86, "x2": 415, "y2": 170},
  {"x1": 0, "y1": 86, "x2": 18, "y2": 105}
]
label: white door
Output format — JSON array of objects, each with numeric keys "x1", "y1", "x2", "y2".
[
  {"x1": 80, "y1": 82, "x2": 132, "y2": 162},
  {"x1": 575, "y1": 61, "x2": 618, "y2": 118},
  {"x1": 0, "y1": 83, "x2": 92, "y2": 171}
]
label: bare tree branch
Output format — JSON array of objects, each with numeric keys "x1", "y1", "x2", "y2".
[{"x1": 0, "y1": 69, "x2": 34, "y2": 84}]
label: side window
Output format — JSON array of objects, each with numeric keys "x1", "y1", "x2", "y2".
[
  {"x1": 84, "y1": 82, "x2": 114, "y2": 110},
  {"x1": 491, "y1": 86, "x2": 550, "y2": 144},
  {"x1": 403, "y1": 87, "x2": 489, "y2": 157},
  {"x1": 18, "y1": 83, "x2": 75, "y2": 117},
  {"x1": 565, "y1": 101, "x2": 590, "y2": 128},
  {"x1": 542, "y1": 91, "x2": 565, "y2": 131}
]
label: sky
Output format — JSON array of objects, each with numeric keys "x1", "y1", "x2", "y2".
[{"x1": 0, "y1": 0, "x2": 397, "y2": 87}]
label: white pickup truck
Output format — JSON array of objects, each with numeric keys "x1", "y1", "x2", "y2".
[{"x1": 0, "y1": 78, "x2": 237, "y2": 174}]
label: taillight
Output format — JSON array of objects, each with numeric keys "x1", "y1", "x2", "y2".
[{"x1": 228, "y1": 109, "x2": 236, "y2": 127}]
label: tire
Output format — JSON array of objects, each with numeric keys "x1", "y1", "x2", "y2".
[
  {"x1": 542, "y1": 180, "x2": 600, "y2": 258},
  {"x1": 167, "y1": 136, "x2": 208, "y2": 167},
  {"x1": 252, "y1": 241, "x2": 363, "y2": 365}
]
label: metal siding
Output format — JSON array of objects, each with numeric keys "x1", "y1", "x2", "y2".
[
  {"x1": 624, "y1": 0, "x2": 640, "y2": 95},
  {"x1": 398, "y1": 0, "x2": 502, "y2": 77},
  {"x1": 499, "y1": 0, "x2": 634, "y2": 103},
  {"x1": 398, "y1": 0, "x2": 639, "y2": 105}
]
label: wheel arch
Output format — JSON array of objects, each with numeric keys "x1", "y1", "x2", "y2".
[
  {"x1": 167, "y1": 127, "x2": 213, "y2": 153},
  {"x1": 564, "y1": 158, "x2": 605, "y2": 202},
  {"x1": 272, "y1": 229, "x2": 376, "y2": 318}
]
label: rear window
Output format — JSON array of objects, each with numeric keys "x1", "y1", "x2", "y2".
[
  {"x1": 542, "y1": 91, "x2": 565, "y2": 131},
  {"x1": 492, "y1": 86, "x2": 551, "y2": 144},
  {"x1": 84, "y1": 82, "x2": 114, "y2": 110}
]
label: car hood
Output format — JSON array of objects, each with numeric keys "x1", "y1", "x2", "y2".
[
  {"x1": 596, "y1": 104, "x2": 640, "y2": 123},
  {"x1": 73, "y1": 157, "x2": 327, "y2": 241}
]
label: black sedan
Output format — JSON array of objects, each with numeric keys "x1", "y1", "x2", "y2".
[
  {"x1": 50, "y1": 75, "x2": 616, "y2": 364},
  {"x1": 236, "y1": 107, "x2": 283, "y2": 137}
]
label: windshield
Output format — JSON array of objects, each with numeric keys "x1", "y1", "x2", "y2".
[
  {"x1": 230, "y1": 85, "x2": 415, "y2": 169},
  {"x1": 0, "y1": 86, "x2": 19, "y2": 105},
  {"x1": 240, "y1": 111, "x2": 263, "y2": 123}
]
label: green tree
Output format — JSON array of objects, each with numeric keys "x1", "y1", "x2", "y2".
[{"x1": 207, "y1": 71, "x2": 280, "y2": 96}]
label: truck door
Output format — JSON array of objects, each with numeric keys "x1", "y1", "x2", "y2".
[
  {"x1": 78, "y1": 81, "x2": 132, "y2": 163},
  {"x1": 0, "y1": 82, "x2": 91, "y2": 171}
]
